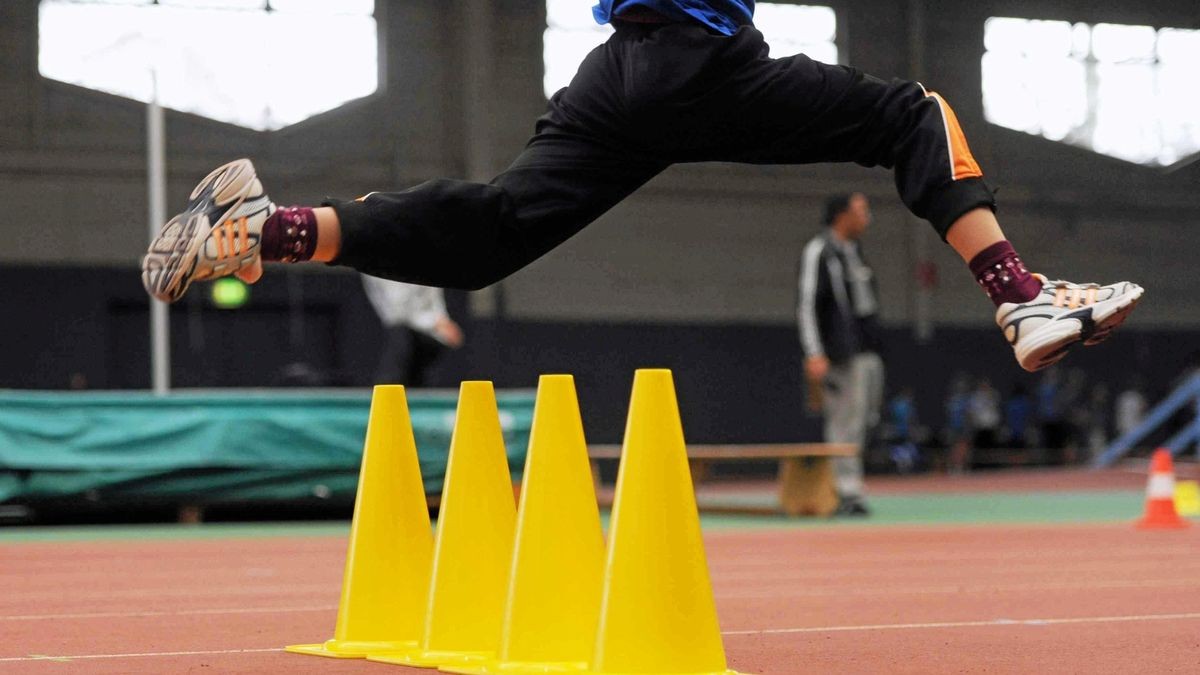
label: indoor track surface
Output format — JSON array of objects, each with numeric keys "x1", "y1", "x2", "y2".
[{"x1": 3, "y1": 469, "x2": 1198, "y2": 674}]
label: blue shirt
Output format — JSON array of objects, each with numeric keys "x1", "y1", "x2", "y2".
[
  {"x1": 946, "y1": 393, "x2": 969, "y2": 433},
  {"x1": 1006, "y1": 395, "x2": 1032, "y2": 438},
  {"x1": 889, "y1": 397, "x2": 915, "y2": 440},
  {"x1": 593, "y1": 0, "x2": 754, "y2": 36},
  {"x1": 1037, "y1": 381, "x2": 1059, "y2": 419}
]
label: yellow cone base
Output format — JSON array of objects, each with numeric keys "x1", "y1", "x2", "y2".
[
  {"x1": 284, "y1": 638, "x2": 419, "y2": 659},
  {"x1": 370, "y1": 649, "x2": 495, "y2": 669},
  {"x1": 578, "y1": 662, "x2": 739, "y2": 667},
  {"x1": 442, "y1": 658, "x2": 590, "y2": 674}
]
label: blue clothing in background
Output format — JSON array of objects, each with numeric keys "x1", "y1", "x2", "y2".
[
  {"x1": 946, "y1": 393, "x2": 969, "y2": 434},
  {"x1": 1037, "y1": 380, "x2": 1060, "y2": 420},
  {"x1": 593, "y1": 0, "x2": 754, "y2": 36},
  {"x1": 889, "y1": 396, "x2": 915, "y2": 440},
  {"x1": 1005, "y1": 394, "x2": 1032, "y2": 441}
]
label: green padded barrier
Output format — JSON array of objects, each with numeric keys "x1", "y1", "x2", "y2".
[{"x1": 0, "y1": 389, "x2": 534, "y2": 504}]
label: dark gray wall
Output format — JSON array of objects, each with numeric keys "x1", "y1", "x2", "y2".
[
  {"x1": 1, "y1": 0, "x2": 1197, "y2": 329},
  {"x1": 2, "y1": 0, "x2": 1199, "y2": 444}
]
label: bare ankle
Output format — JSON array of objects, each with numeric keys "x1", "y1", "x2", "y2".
[{"x1": 946, "y1": 208, "x2": 1006, "y2": 262}]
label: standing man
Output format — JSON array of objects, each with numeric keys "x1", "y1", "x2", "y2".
[
  {"x1": 361, "y1": 275, "x2": 464, "y2": 386},
  {"x1": 798, "y1": 193, "x2": 884, "y2": 516}
]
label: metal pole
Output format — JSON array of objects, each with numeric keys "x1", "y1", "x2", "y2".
[
  {"x1": 907, "y1": 0, "x2": 933, "y2": 343},
  {"x1": 461, "y1": 0, "x2": 502, "y2": 320},
  {"x1": 148, "y1": 72, "x2": 171, "y2": 395},
  {"x1": 1193, "y1": 394, "x2": 1200, "y2": 460}
]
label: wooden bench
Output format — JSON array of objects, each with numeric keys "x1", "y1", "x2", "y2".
[{"x1": 588, "y1": 443, "x2": 857, "y2": 517}]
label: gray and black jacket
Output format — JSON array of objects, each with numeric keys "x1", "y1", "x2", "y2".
[{"x1": 797, "y1": 231, "x2": 883, "y2": 364}]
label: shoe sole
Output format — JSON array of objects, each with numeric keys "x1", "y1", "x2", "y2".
[
  {"x1": 142, "y1": 159, "x2": 258, "y2": 303},
  {"x1": 1014, "y1": 284, "x2": 1145, "y2": 372}
]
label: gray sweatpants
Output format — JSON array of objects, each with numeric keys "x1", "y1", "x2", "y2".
[{"x1": 823, "y1": 352, "x2": 885, "y2": 498}]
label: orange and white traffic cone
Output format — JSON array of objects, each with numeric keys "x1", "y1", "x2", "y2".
[{"x1": 1136, "y1": 448, "x2": 1190, "y2": 530}]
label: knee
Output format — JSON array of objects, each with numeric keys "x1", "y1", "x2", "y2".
[
  {"x1": 452, "y1": 253, "x2": 519, "y2": 290},
  {"x1": 457, "y1": 271, "x2": 505, "y2": 292}
]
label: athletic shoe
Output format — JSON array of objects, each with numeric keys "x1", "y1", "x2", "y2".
[
  {"x1": 999, "y1": 276, "x2": 1144, "y2": 372},
  {"x1": 835, "y1": 495, "x2": 871, "y2": 517},
  {"x1": 141, "y1": 159, "x2": 273, "y2": 303}
]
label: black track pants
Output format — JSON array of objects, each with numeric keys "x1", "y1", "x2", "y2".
[
  {"x1": 376, "y1": 325, "x2": 446, "y2": 387},
  {"x1": 330, "y1": 22, "x2": 995, "y2": 290}
]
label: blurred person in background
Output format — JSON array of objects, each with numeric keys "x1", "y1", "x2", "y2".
[
  {"x1": 1059, "y1": 368, "x2": 1088, "y2": 463},
  {"x1": 1004, "y1": 382, "x2": 1033, "y2": 449},
  {"x1": 944, "y1": 373, "x2": 972, "y2": 473},
  {"x1": 1114, "y1": 377, "x2": 1147, "y2": 440},
  {"x1": 362, "y1": 275, "x2": 463, "y2": 386},
  {"x1": 968, "y1": 378, "x2": 1002, "y2": 450},
  {"x1": 1080, "y1": 383, "x2": 1111, "y2": 462},
  {"x1": 885, "y1": 387, "x2": 920, "y2": 473},
  {"x1": 798, "y1": 193, "x2": 883, "y2": 516},
  {"x1": 1037, "y1": 367, "x2": 1069, "y2": 454}
]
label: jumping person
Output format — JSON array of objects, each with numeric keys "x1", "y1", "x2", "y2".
[{"x1": 141, "y1": 1, "x2": 1143, "y2": 372}]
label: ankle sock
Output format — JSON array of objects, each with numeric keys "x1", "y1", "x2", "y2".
[
  {"x1": 969, "y1": 241, "x2": 1041, "y2": 307},
  {"x1": 261, "y1": 206, "x2": 318, "y2": 262}
]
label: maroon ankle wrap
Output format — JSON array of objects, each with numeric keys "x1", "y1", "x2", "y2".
[
  {"x1": 261, "y1": 206, "x2": 317, "y2": 263},
  {"x1": 969, "y1": 240, "x2": 1041, "y2": 307}
]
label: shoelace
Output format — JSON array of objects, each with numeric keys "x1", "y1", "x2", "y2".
[{"x1": 1049, "y1": 280, "x2": 1101, "y2": 309}]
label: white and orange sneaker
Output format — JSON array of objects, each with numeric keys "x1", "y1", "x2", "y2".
[
  {"x1": 141, "y1": 158, "x2": 273, "y2": 303},
  {"x1": 998, "y1": 276, "x2": 1144, "y2": 372}
]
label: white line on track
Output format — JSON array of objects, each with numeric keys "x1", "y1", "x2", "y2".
[
  {"x1": 1, "y1": 583, "x2": 337, "y2": 602},
  {"x1": 0, "y1": 648, "x2": 280, "y2": 663},
  {"x1": 714, "y1": 576, "x2": 1200, "y2": 599},
  {"x1": 0, "y1": 605, "x2": 335, "y2": 622},
  {"x1": 2, "y1": 612, "x2": 1198, "y2": 663},
  {"x1": 723, "y1": 612, "x2": 1200, "y2": 635}
]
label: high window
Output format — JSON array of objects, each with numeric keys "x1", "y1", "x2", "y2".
[
  {"x1": 543, "y1": 1, "x2": 838, "y2": 98},
  {"x1": 38, "y1": 0, "x2": 378, "y2": 131},
  {"x1": 982, "y1": 17, "x2": 1200, "y2": 168}
]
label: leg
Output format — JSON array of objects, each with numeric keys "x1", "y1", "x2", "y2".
[
  {"x1": 245, "y1": 135, "x2": 661, "y2": 289},
  {"x1": 822, "y1": 361, "x2": 864, "y2": 500},
  {"x1": 862, "y1": 353, "x2": 885, "y2": 426},
  {"x1": 842, "y1": 353, "x2": 882, "y2": 501},
  {"x1": 408, "y1": 332, "x2": 447, "y2": 387},
  {"x1": 326, "y1": 128, "x2": 664, "y2": 289},
  {"x1": 946, "y1": 208, "x2": 1006, "y2": 262},
  {"x1": 319, "y1": 28, "x2": 671, "y2": 290},
  {"x1": 375, "y1": 325, "x2": 416, "y2": 385},
  {"x1": 862, "y1": 351, "x2": 886, "y2": 444},
  {"x1": 832, "y1": 454, "x2": 865, "y2": 505},
  {"x1": 702, "y1": 35, "x2": 1141, "y2": 371},
  {"x1": 145, "y1": 30, "x2": 667, "y2": 297},
  {"x1": 703, "y1": 48, "x2": 995, "y2": 240}
]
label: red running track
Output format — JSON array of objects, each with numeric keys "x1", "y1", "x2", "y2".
[{"x1": 2, "y1": 523, "x2": 1199, "y2": 674}]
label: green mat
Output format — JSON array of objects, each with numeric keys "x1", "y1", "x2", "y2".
[
  {"x1": 694, "y1": 489, "x2": 1148, "y2": 527},
  {"x1": 0, "y1": 489, "x2": 1156, "y2": 543},
  {"x1": 0, "y1": 388, "x2": 535, "y2": 502}
]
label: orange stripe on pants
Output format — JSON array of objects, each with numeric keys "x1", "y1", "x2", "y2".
[{"x1": 927, "y1": 91, "x2": 983, "y2": 181}]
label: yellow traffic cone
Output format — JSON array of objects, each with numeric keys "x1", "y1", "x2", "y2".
[
  {"x1": 1174, "y1": 480, "x2": 1200, "y2": 517},
  {"x1": 285, "y1": 385, "x2": 434, "y2": 658},
  {"x1": 445, "y1": 374, "x2": 606, "y2": 675},
  {"x1": 369, "y1": 381, "x2": 517, "y2": 669},
  {"x1": 587, "y1": 369, "x2": 743, "y2": 675}
]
